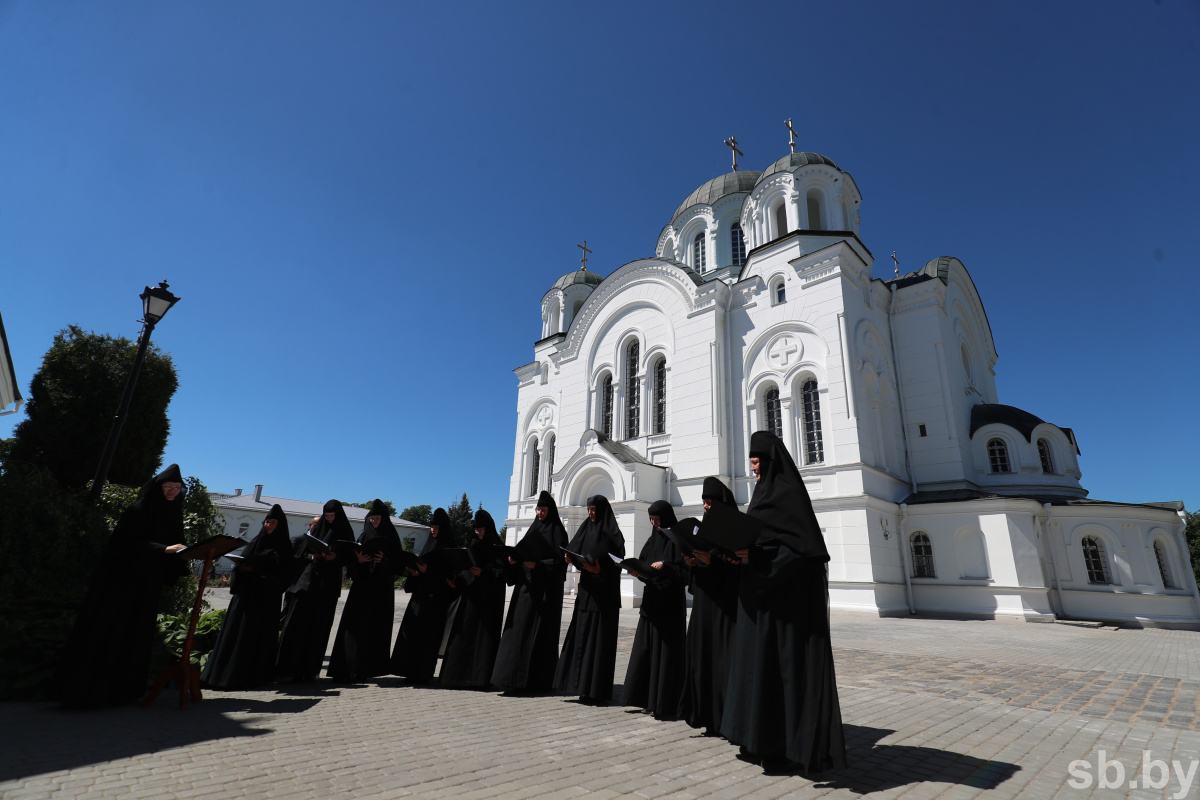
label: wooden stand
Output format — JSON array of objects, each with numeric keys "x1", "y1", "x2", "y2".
[{"x1": 140, "y1": 550, "x2": 215, "y2": 710}]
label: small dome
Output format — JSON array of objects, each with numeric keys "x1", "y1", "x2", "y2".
[
  {"x1": 756, "y1": 152, "x2": 841, "y2": 186},
  {"x1": 671, "y1": 170, "x2": 762, "y2": 226},
  {"x1": 551, "y1": 269, "x2": 604, "y2": 292}
]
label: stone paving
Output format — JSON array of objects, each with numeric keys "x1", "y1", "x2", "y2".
[{"x1": 2, "y1": 591, "x2": 1199, "y2": 799}]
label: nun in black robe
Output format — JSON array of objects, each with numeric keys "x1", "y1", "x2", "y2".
[
  {"x1": 679, "y1": 477, "x2": 740, "y2": 735},
  {"x1": 276, "y1": 499, "x2": 353, "y2": 682},
  {"x1": 389, "y1": 507, "x2": 454, "y2": 683},
  {"x1": 440, "y1": 509, "x2": 506, "y2": 688},
  {"x1": 327, "y1": 499, "x2": 401, "y2": 682},
  {"x1": 202, "y1": 504, "x2": 294, "y2": 689},
  {"x1": 553, "y1": 494, "x2": 625, "y2": 705},
  {"x1": 55, "y1": 464, "x2": 190, "y2": 709},
  {"x1": 720, "y1": 431, "x2": 846, "y2": 773},
  {"x1": 491, "y1": 490, "x2": 568, "y2": 694},
  {"x1": 620, "y1": 500, "x2": 687, "y2": 719}
]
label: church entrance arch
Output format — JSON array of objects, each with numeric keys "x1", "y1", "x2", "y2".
[{"x1": 567, "y1": 468, "x2": 617, "y2": 508}]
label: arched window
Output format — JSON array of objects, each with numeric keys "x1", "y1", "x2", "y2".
[
  {"x1": 1082, "y1": 536, "x2": 1110, "y2": 584},
  {"x1": 1038, "y1": 438, "x2": 1055, "y2": 474},
  {"x1": 693, "y1": 232, "x2": 706, "y2": 272},
  {"x1": 763, "y1": 386, "x2": 782, "y2": 438},
  {"x1": 730, "y1": 222, "x2": 746, "y2": 267},
  {"x1": 652, "y1": 357, "x2": 666, "y2": 434},
  {"x1": 910, "y1": 532, "x2": 935, "y2": 578},
  {"x1": 600, "y1": 375, "x2": 613, "y2": 438},
  {"x1": 1154, "y1": 540, "x2": 1175, "y2": 588},
  {"x1": 987, "y1": 438, "x2": 1010, "y2": 474},
  {"x1": 774, "y1": 280, "x2": 786, "y2": 305},
  {"x1": 625, "y1": 341, "x2": 640, "y2": 439},
  {"x1": 801, "y1": 379, "x2": 824, "y2": 465},
  {"x1": 546, "y1": 434, "x2": 556, "y2": 482},
  {"x1": 571, "y1": 299, "x2": 583, "y2": 323},
  {"x1": 961, "y1": 343, "x2": 974, "y2": 386},
  {"x1": 528, "y1": 439, "x2": 540, "y2": 497},
  {"x1": 774, "y1": 203, "x2": 788, "y2": 239},
  {"x1": 806, "y1": 189, "x2": 825, "y2": 230}
]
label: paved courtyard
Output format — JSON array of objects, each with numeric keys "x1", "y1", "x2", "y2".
[{"x1": 3, "y1": 590, "x2": 1199, "y2": 799}]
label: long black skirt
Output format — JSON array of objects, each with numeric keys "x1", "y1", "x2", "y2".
[
  {"x1": 276, "y1": 590, "x2": 339, "y2": 682},
  {"x1": 326, "y1": 578, "x2": 394, "y2": 681},
  {"x1": 201, "y1": 592, "x2": 283, "y2": 689},
  {"x1": 491, "y1": 583, "x2": 563, "y2": 692},
  {"x1": 553, "y1": 603, "x2": 618, "y2": 704}
]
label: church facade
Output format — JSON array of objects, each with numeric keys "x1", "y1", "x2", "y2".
[{"x1": 505, "y1": 149, "x2": 1200, "y2": 628}]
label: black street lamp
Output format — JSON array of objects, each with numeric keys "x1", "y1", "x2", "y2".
[{"x1": 87, "y1": 281, "x2": 181, "y2": 504}]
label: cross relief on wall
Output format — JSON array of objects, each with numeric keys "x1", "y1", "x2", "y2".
[
  {"x1": 768, "y1": 335, "x2": 800, "y2": 369},
  {"x1": 536, "y1": 405, "x2": 554, "y2": 429}
]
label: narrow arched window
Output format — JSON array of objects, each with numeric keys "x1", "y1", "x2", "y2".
[
  {"x1": 652, "y1": 357, "x2": 666, "y2": 434},
  {"x1": 1082, "y1": 536, "x2": 1110, "y2": 584},
  {"x1": 546, "y1": 434, "x2": 556, "y2": 482},
  {"x1": 601, "y1": 375, "x2": 613, "y2": 438},
  {"x1": 806, "y1": 189, "x2": 824, "y2": 230},
  {"x1": 961, "y1": 343, "x2": 974, "y2": 386},
  {"x1": 801, "y1": 379, "x2": 824, "y2": 465},
  {"x1": 625, "y1": 340, "x2": 640, "y2": 439},
  {"x1": 910, "y1": 532, "x2": 935, "y2": 578},
  {"x1": 774, "y1": 203, "x2": 788, "y2": 238},
  {"x1": 730, "y1": 222, "x2": 746, "y2": 267},
  {"x1": 1038, "y1": 438, "x2": 1054, "y2": 474},
  {"x1": 987, "y1": 438, "x2": 1010, "y2": 474},
  {"x1": 693, "y1": 232, "x2": 706, "y2": 272},
  {"x1": 763, "y1": 386, "x2": 782, "y2": 439},
  {"x1": 1154, "y1": 540, "x2": 1174, "y2": 588},
  {"x1": 528, "y1": 440, "x2": 540, "y2": 497},
  {"x1": 774, "y1": 280, "x2": 786, "y2": 305}
]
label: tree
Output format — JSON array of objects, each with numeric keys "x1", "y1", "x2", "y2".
[
  {"x1": 447, "y1": 492, "x2": 474, "y2": 546},
  {"x1": 399, "y1": 504, "x2": 431, "y2": 526},
  {"x1": 342, "y1": 499, "x2": 398, "y2": 516},
  {"x1": 1185, "y1": 509, "x2": 1200, "y2": 589},
  {"x1": 2, "y1": 325, "x2": 177, "y2": 490}
]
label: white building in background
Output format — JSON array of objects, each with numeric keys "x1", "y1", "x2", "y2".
[
  {"x1": 506, "y1": 148, "x2": 1200, "y2": 628},
  {"x1": 211, "y1": 485, "x2": 430, "y2": 571}
]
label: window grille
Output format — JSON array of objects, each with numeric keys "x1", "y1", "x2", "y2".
[
  {"x1": 625, "y1": 341, "x2": 640, "y2": 439},
  {"x1": 652, "y1": 358, "x2": 666, "y2": 434},
  {"x1": 910, "y1": 532, "x2": 935, "y2": 578},
  {"x1": 528, "y1": 443, "x2": 540, "y2": 497},
  {"x1": 1154, "y1": 541, "x2": 1174, "y2": 588},
  {"x1": 546, "y1": 435, "x2": 556, "y2": 482},
  {"x1": 731, "y1": 223, "x2": 746, "y2": 267},
  {"x1": 693, "y1": 232, "x2": 706, "y2": 272},
  {"x1": 987, "y1": 438, "x2": 1010, "y2": 473},
  {"x1": 601, "y1": 375, "x2": 613, "y2": 438},
  {"x1": 1082, "y1": 536, "x2": 1110, "y2": 584},
  {"x1": 1038, "y1": 438, "x2": 1054, "y2": 474},
  {"x1": 801, "y1": 379, "x2": 823, "y2": 464},
  {"x1": 763, "y1": 386, "x2": 782, "y2": 438}
]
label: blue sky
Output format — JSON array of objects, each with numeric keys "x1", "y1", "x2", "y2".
[{"x1": 1, "y1": 0, "x2": 1197, "y2": 519}]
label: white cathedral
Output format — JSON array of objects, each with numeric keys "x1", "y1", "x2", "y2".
[{"x1": 504, "y1": 146, "x2": 1200, "y2": 628}]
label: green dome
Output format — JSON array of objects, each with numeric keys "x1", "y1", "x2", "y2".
[
  {"x1": 755, "y1": 152, "x2": 841, "y2": 186},
  {"x1": 551, "y1": 269, "x2": 604, "y2": 292},
  {"x1": 671, "y1": 170, "x2": 762, "y2": 226}
]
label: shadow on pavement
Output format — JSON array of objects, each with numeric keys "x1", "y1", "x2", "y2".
[
  {"x1": 0, "y1": 699, "x2": 280, "y2": 782},
  {"x1": 809, "y1": 725, "x2": 1021, "y2": 794}
]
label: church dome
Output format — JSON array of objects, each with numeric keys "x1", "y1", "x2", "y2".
[
  {"x1": 671, "y1": 170, "x2": 762, "y2": 226},
  {"x1": 755, "y1": 152, "x2": 841, "y2": 186},
  {"x1": 551, "y1": 269, "x2": 604, "y2": 292}
]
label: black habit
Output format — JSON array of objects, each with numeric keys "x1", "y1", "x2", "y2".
[
  {"x1": 679, "y1": 477, "x2": 739, "y2": 734},
  {"x1": 55, "y1": 464, "x2": 190, "y2": 709},
  {"x1": 327, "y1": 499, "x2": 401, "y2": 681},
  {"x1": 720, "y1": 431, "x2": 847, "y2": 772},
  {"x1": 202, "y1": 504, "x2": 294, "y2": 689},
  {"x1": 553, "y1": 494, "x2": 625, "y2": 705},
  {"x1": 440, "y1": 509, "x2": 506, "y2": 688},
  {"x1": 620, "y1": 499, "x2": 687, "y2": 720},
  {"x1": 389, "y1": 507, "x2": 454, "y2": 682},
  {"x1": 276, "y1": 499, "x2": 352, "y2": 682},
  {"x1": 491, "y1": 490, "x2": 568, "y2": 693}
]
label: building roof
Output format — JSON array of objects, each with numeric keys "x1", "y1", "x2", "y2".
[
  {"x1": 551, "y1": 269, "x2": 605, "y2": 292},
  {"x1": 594, "y1": 431, "x2": 658, "y2": 466},
  {"x1": 902, "y1": 489, "x2": 1183, "y2": 512},
  {"x1": 211, "y1": 492, "x2": 429, "y2": 530},
  {"x1": 0, "y1": 309, "x2": 22, "y2": 414},
  {"x1": 755, "y1": 152, "x2": 841, "y2": 186},
  {"x1": 969, "y1": 403, "x2": 1079, "y2": 453},
  {"x1": 671, "y1": 170, "x2": 761, "y2": 226}
]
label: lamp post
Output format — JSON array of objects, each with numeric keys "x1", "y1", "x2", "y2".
[{"x1": 87, "y1": 281, "x2": 181, "y2": 504}]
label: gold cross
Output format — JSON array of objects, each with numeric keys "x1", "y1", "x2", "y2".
[
  {"x1": 577, "y1": 240, "x2": 593, "y2": 270},
  {"x1": 724, "y1": 136, "x2": 743, "y2": 171},
  {"x1": 891, "y1": 250, "x2": 900, "y2": 277},
  {"x1": 785, "y1": 118, "x2": 798, "y2": 154}
]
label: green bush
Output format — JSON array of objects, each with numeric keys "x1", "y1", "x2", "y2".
[{"x1": 149, "y1": 609, "x2": 227, "y2": 677}]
